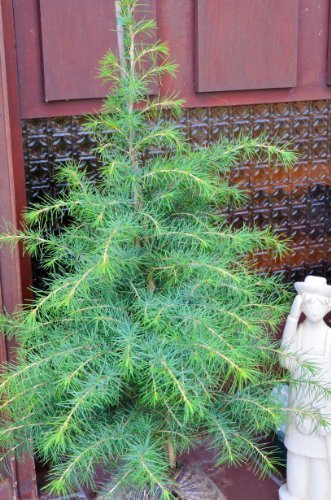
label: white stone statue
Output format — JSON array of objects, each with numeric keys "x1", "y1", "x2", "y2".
[{"x1": 279, "y1": 276, "x2": 331, "y2": 500}]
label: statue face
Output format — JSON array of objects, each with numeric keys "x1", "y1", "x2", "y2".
[{"x1": 302, "y1": 294, "x2": 330, "y2": 323}]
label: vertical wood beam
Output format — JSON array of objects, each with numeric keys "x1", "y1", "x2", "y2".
[
  {"x1": 327, "y1": 0, "x2": 331, "y2": 84},
  {"x1": 0, "y1": 0, "x2": 37, "y2": 498}
]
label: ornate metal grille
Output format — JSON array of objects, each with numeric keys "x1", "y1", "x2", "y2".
[{"x1": 23, "y1": 100, "x2": 331, "y2": 286}]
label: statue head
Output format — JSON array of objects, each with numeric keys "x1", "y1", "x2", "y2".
[
  {"x1": 300, "y1": 293, "x2": 330, "y2": 323},
  {"x1": 295, "y1": 276, "x2": 331, "y2": 324}
]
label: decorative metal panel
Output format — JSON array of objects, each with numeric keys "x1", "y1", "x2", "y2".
[{"x1": 23, "y1": 100, "x2": 331, "y2": 287}]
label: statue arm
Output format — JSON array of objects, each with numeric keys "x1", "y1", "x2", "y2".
[{"x1": 279, "y1": 295, "x2": 302, "y2": 372}]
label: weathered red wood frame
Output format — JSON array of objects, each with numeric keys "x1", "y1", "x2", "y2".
[
  {"x1": 0, "y1": 0, "x2": 37, "y2": 497},
  {"x1": 12, "y1": 0, "x2": 331, "y2": 119},
  {"x1": 328, "y1": 0, "x2": 331, "y2": 84}
]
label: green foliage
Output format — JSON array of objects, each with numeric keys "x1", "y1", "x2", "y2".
[{"x1": 0, "y1": 0, "x2": 320, "y2": 497}]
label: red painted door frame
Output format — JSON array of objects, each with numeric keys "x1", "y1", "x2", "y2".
[
  {"x1": 327, "y1": 0, "x2": 331, "y2": 84},
  {"x1": 0, "y1": 0, "x2": 37, "y2": 497}
]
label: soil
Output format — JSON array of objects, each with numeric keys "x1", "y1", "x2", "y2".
[{"x1": 37, "y1": 440, "x2": 284, "y2": 499}]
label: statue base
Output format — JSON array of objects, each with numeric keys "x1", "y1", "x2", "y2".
[{"x1": 279, "y1": 484, "x2": 300, "y2": 500}]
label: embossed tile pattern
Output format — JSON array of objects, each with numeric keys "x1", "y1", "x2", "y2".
[{"x1": 22, "y1": 101, "x2": 331, "y2": 286}]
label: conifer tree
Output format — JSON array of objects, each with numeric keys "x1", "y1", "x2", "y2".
[{"x1": 0, "y1": 1, "x2": 319, "y2": 497}]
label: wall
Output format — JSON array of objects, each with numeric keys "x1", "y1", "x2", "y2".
[{"x1": 13, "y1": 0, "x2": 331, "y2": 117}]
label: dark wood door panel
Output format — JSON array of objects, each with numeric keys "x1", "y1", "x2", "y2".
[
  {"x1": 39, "y1": 0, "x2": 117, "y2": 101},
  {"x1": 195, "y1": 0, "x2": 299, "y2": 92},
  {"x1": 39, "y1": 0, "x2": 156, "y2": 102}
]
